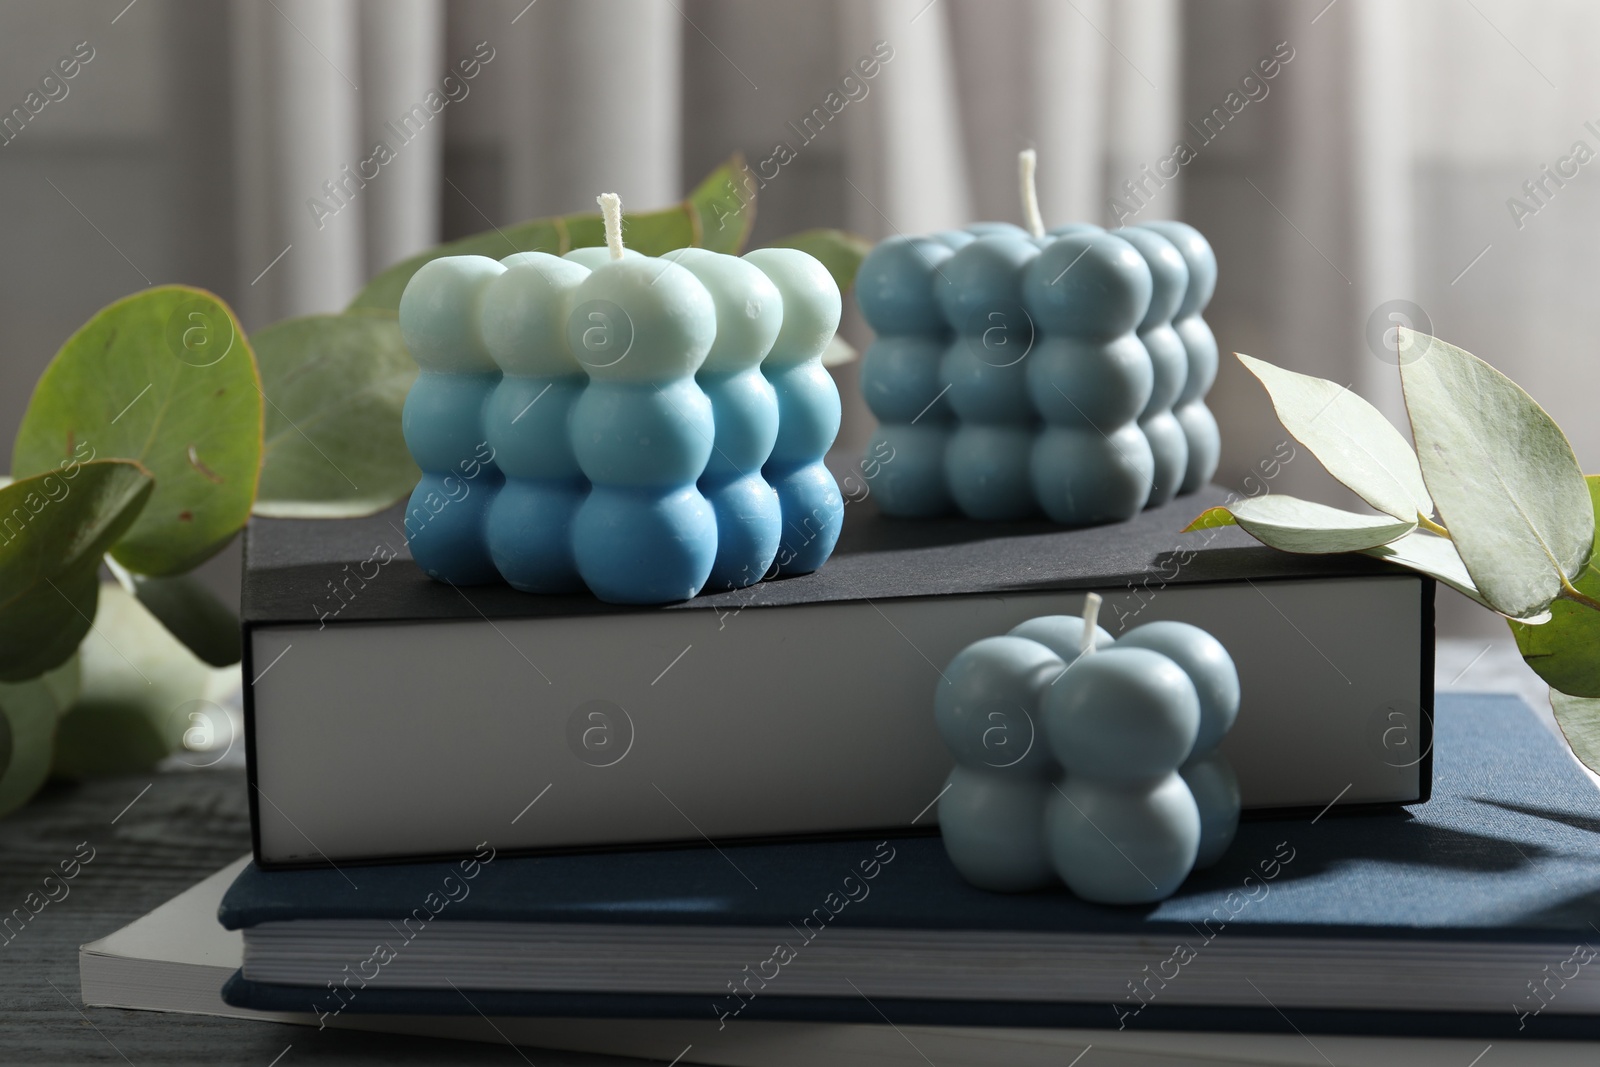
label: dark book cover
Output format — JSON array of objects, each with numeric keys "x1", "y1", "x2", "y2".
[
  {"x1": 241, "y1": 485, "x2": 1409, "y2": 626},
  {"x1": 220, "y1": 693, "x2": 1597, "y2": 1039}
]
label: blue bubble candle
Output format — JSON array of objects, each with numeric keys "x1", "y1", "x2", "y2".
[
  {"x1": 1138, "y1": 220, "x2": 1221, "y2": 494},
  {"x1": 857, "y1": 151, "x2": 1222, "y2": 525},
  {"x1": 399, "y1": 194, "x2": 843, "y2": 604},
  {"x1": 934, "y1": 594, "x2": 1241, "y2": 904},
  {"x1": 746, "y1": 247, "x2": 845, "y2": 575}
]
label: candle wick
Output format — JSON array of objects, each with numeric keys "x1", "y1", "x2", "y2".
[
  {"x1": 598, "y1": 192, "x2": 625, "y2": 260},
  {"x1": 1019, "y1": 149, "x2": 1045, "y2": 239},
  {"x1": 1079, "y1": 592, "x2": 1102, "y2": 658}
]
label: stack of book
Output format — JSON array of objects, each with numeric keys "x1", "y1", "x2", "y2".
[{"x1": 90, "y1": 487, "x2": 1600, "y2": 1054}]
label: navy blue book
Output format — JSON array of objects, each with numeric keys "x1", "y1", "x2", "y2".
[{"x1": 221, "y1": 692, "x2": 1600, "y2": 1040}]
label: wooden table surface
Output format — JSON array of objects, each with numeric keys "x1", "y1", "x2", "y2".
[{"x1": 0, "y1": 768, "x2": 649, "y2": 1066}]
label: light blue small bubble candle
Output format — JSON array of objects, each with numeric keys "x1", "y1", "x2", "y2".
[
  {"x1": 857, "y1": 236, "x2": 958, "y2": 517},
  {"x1": 935, "y1": 594, "x2": 1241, "y2": 904},
  {"x1": 1136, "y1": 219, "x2": 1221, "y2": 494},
  {"x1": 938, "y1": 234, "x2": 1040, "y2": 520},
  {"x1": 397, "y1": 194, "x2": 842, "y2": 604},
  {"x1": 857, "y1": 151, "x2": 1223, "y2": 526}
]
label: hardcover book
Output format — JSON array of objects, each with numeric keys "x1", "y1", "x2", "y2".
[
  {"x1": 220, "y1": 694, "x2": 1598, "y2": 1040},
  {"x1": 242, "y1": 485, "x2": 1432, "y2": 866}
]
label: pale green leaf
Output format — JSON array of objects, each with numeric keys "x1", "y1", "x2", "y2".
[
  {"x1": 12, "y1": 287, "x2": 263, "y2": 575},
  {"x1": 1204, "y1": 494, "x2": 1416, "y2": 554},
  {"x1": 53, "y1": 584, "x2": 232, "y2": 779},
  {"x1": 348, "y1": 154, "x2": 755, "y2": 313},
  {"x1": 1182, "y1": 506, "x2": 1237, "y2": 533},
  {"x1": 0, "y1": 671, "x2": 63, "y2": 817},
  {"x1": 771, "y1": 228, "x2": 873, "y2": 294},
  {"x1": 1362, "y1": 529, "x2": 1550, "y2": 624},
  {"x1": 0, "y1": 460, "x2": 153, "y2": 681},
  {"x1": 1238, "y1": 353, "x2": 1433, "y2": 522},
  {"x1": 1511, "y1": 475, "x2": 1600, "y2": 697},
  {"x1": 1551, "y1": 689, "x2": 1600, "y2": 778},
  {"x1": 128, "y1": 572, "x2": 242, "y2": 667},
  {"x1": 1397, "y1": 329, "x2": 1593, "y2": 621},
  {"x1": 251, "y1": 312, "x2": 419, "y2": 518}
]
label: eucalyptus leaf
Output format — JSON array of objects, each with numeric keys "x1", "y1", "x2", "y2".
[
  {"x1": 771, "y1": 228, "x2": 873, "y2": 294},
  {"x1": 1185, "y1": 494, "x2": 1415, "y2": 554},
  {"x1": 1183, "y1": 507, "x2": 1238, "y2": 533},
  {"x1": 128, "y1": 572, "x2": 242, "y2": 667},
  {"x1": 1360, "y1": 529, "x2": 1550, "y2": 623},
  {"x1": 1237, "y1": 353, "x2": 1433, "y2": 522},
  {"x1": 0, "y1": 460, "x2": 153, "y2": 681},
  {"x1": 348, "y1": 154, "x2": 755, "y2": 313},
  {"x1": 12, "y1": 286, "x2": 262, "y2": 576},
  {"x1": 37, "y1": 652, "x2": 81, "y2": 717},
  {"x1": 1550, "y1": 690, "x2": 1600, "y2": 778},
  {"x1": 53, "y1": 583, "x2": 230, "y2": 779},
  {"x1": 1397, "y1": 328, "x2": 1593, "y2": 621},
  {"x1": 0, "y1": 670, "x2": 63, "y2": 817},
  {"x1": 251, "y1": 312, "x2": 419, "y2": 518},
  {"x1": 1511, "y1": 476, "x2": 1600, "y2": 697}
]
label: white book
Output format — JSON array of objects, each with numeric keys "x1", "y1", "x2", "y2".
[{"x1": 244, "y1": 491, "x2": 1433, "y2": 866}]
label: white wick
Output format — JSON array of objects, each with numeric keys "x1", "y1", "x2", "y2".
[
  {"x1": 1019, "y1": 149, "x2": 1045, "y2": 239},
  {"x1": 1079, "y1": 592, "x2": 1102, "y2": 658},
  {"x1": 598, "y1": 192, "x2": 624, "y2": 260}
]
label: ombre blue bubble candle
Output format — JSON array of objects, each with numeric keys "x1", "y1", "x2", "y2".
[
  {"x1": 399, "y1": 194, "x2": 843, "y2": 605},
  {"x1": 856, "y1": 152, "x2": 1221, "y2": 525},
  {"x1": 934, "y1": 595, "x2": 1241, "y2": 904}
]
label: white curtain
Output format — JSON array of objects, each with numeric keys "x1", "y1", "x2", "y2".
[{"x1": 215, "y1": 0, "x2": 1598, "y2": 639}]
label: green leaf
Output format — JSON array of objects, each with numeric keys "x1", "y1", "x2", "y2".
[
  {"x1": 1183, "y1": 506, "x2": 1238, "y2": 533},
  {"x1": 1550, "y1": 690, "x2": 1600, "y2": 778},
  {"x1": 1397, "y1": 329, "x2": 1593, "y2": 621},
  {"x1": 1511, "y1": 475, "x2": 1600, "y2": 696},
  {"x1": 1237, "y1": 353, "x2": 1433, "y2": 522},
  {"x1": 12, "y1": 286, "x2": 263, "y2": 576},
  {"x1": 251, "y1": 311, "x2": 419, "y2": 518},
  {"x1": 0, "y1": 670, "x2": 66, "y2": 817},
  {"x1": 0, "y1": 460, "x2": 153, "y2": 681},
  {"x1": 348, "y1": 154, "x2": 755, "y2": 313},
  {"x1": 127, "y1": 572, "x2": 242, "y2": 667},
  {"x1": 1360, "y1": 528, "x2": 1550, "y2": 623},
  {"x1": 53, "y1": 583, "x2": 231, "y2": 779},
  {"x1": 0, "y1": 655, "x2": 76, "y2": 817},
  {"x1": 771, "y1": 228, "x2": 873, "y2": 294},
  {"x1": 687, "y1": 155, "x2": 756, "y2": 255},
  {"x1": 1189, "y1": 494, "x2": 1416, "y2": 554}
]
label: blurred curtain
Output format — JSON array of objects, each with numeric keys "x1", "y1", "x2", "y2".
[
  {"x1": 223, "y1": 0, "x2": 1598, "y2": 536},
  {"x1": 230, "y1": 0, "x2": 681, "y2": 326},
  {"x1": 231, "y1": 0, "x2": 1181, "y2": 320}
]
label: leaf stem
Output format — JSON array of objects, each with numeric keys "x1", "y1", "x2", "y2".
[
  {"x1": 1417, "y1": 514, "x2": 1451, "y2": 538},
  {"x1": 1558, "y1": 579, "x2": 1600, "y2": 615}
]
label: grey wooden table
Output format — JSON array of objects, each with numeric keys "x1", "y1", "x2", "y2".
[{"x1": 0, "y1": 768, "x2": 650, "y2": 1066}]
